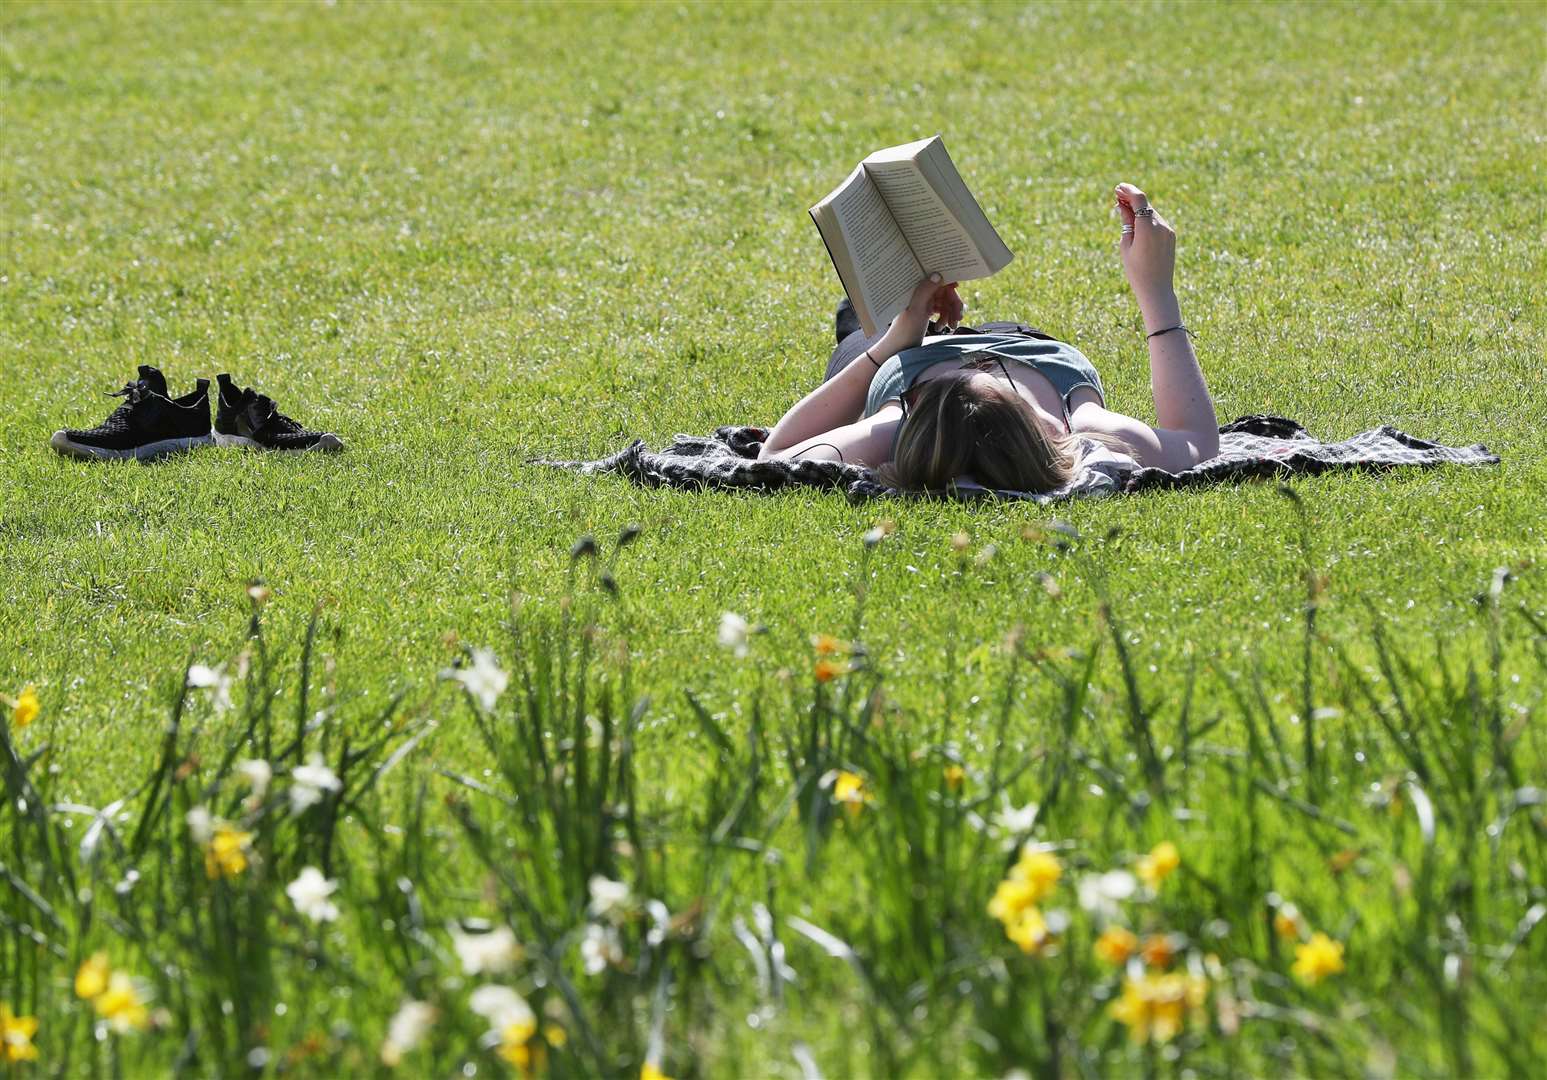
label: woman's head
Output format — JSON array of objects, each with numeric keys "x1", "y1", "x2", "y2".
[{"x1": 881, "y1": 354, "x2": 1075, "y2": 493}]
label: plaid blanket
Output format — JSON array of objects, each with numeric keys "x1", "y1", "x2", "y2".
[{"x1": 535, "y1": 415, "x2": 1498, "y2": 503}]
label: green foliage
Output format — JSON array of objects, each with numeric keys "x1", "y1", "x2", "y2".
[{"x1": 4, "y1": 524, "x2": 1543, "y2": 1076}]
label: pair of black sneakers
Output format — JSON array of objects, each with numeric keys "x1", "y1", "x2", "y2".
[{"x1": 50, "y1": 367, "x2": 344, "y2": 461}]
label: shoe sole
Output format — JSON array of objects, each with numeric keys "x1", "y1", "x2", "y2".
[
  {"x1": 50, "y1": 431, "x2": 214, "y2": 461},
  {"x1": 214, "y1": 432, "x2": 344, "y2": 452}
]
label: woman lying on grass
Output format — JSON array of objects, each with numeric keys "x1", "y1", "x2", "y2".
[{"x1": 759, "y1": 183, "x2": 1220, "y2": 491}]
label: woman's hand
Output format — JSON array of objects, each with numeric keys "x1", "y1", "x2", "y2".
[
  {"x1": 1115, "y1": 183, "x2": 1176, "y2": 307},
  {"x1": 890, "y1": 273, "x2": 963, "y2": 348}
]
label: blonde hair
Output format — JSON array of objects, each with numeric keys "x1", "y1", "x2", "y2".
[{"x1": 875, "y1": 358, "x2": 1129, "y2": 493}]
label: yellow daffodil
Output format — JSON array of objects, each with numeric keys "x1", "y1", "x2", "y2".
[
  {"x1": 813, "y1": 657, "x2": 846, "y2": 683},
  {"x1": 641, "y1": 1062, "x2": 674, "y2": 1080},
  {"x1": 496, "y1": 1015, "x2": 542, "y2": 1073},
  {"x1": 1009, "y1": 848, "x2": 1062, "y2": 902},
  {"x1": 811, "y1": 633, "x2": 846, "y2": 656},
  {"x1": 204, "y1": 823, "x2": 254, "y2": 880},
  {"x1": 1094, "y1": 925, "x2": 1138, "y2": 966},
  {"x1": 1, "y1": 1003, "x2": 39, "y2": 1062},
  {"x1": 1273, "y1": 903, "x2": 1305, "y2": 941},
  {"x1": 1004, "y1": 906, "x2": 1052, "y2": 955},
  {"x1": 543, "y1": 1023, "x2": 568, "y2": 1049},
  {"x1": 10, "y1": 685, "x2": 39, "y2": 729},
  {"x1": 1136, "y1": 841, "x2": 1180, "y2": 889},
  {"x1": 1141, "y1": 934, "x2": 1176, "y2": 969},
  {"x1": 1291, "y1": 931, "x2": 1346, "y2": 985},
  {"x1": 93, "y1": 972, "x2": 150, "y2": 1033},
  {"x1": 75, "y1": 952, "x2": 111, "y2": 1000},
  {"x1": 1108, "y1": 972, "x2": 1208, "y2": 1045},
  {"x1": 986, "y1": 876, "x2": 1039, "y2": 923},
  {"x1": 832, "y1": 770, "x2": 870, "y2": 818}
]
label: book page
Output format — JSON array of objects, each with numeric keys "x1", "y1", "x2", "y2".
[
  {"x1": 917, "y1": 139, "x2": 1013, "y2": 273},
  {"x1": 863, "y1": 159, "x2": 990, "y2": 280},
  {"x1": 828, "y1": 170, "x2": 921, "y2": 328}
]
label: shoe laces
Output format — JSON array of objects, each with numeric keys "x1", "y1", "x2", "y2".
[
  {"x1": 107, "y1": 380, "x2": 149, "y2": 405},
  {"x1": 250, "y1": 393, "x2": 306, "y2": 435}
]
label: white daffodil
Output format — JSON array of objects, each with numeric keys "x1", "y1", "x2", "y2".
[
  {"x1": 580, "y1": 922, "x2": 623, "y2": 975},
  {"x1": 587, "y1": 875, "x2": 631, "y2": 920},
  {"x1": 286, "y1": 866, "x2": 340, "y2": 923},
  {"x1": 1076, "y1": 870, "x2": 1138, "y2": 923},
  {"x1": 186, "y1": 663, "x2": 234, "y2": 713},
  {"x1": 717, "y1": 612, "x2": 751, "y2": 657},
  {"x1": 449, "y1": 923, "x2": 521, "y2": 976},
  {"x1": 468, "y1": 984, "x2": 534, "y2": 1032},
  {"x1": 235, "y1": 759, "x2": 273, "y2": 802},
  {"x1": 380, "y1": 999, "x2": 437, "y2": 1067},
  {"x1": 289, "y1": 752, "x2": 342, "y2": 815},
  {"x1": 645, "y1": 899, "x2": 671, "y2": 947},
  {"x1": 442, "y1": 648, "x2": 508, "y2": 713},
  {"x1": 990, "y1": 797, "x2": 1039, "y2": 848},
  {"x1": 185, "y1": 805, "x2": 214, "y2": 845}
]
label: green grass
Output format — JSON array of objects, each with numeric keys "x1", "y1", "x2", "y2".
[{"x1": 1, "y1": 1, "x2": 1544, "y2": 1076}]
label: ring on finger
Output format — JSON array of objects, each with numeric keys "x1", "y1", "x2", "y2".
[
  {"x1": 1120, "y1": 224, "x2": 1135, "y2": 235},
  {"x1": 1134, "y1": 206, "x2": 1155, "y2": 218}
]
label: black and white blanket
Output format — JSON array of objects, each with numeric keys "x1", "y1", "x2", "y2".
[{"x1": 536, "y1": 415, "x2": 1498, "y2": 503}]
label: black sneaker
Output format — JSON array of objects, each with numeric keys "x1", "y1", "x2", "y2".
[
  {"x1": 214, "y1": 374, "x2": 344, "y2": 452},
  {"x1": 50, "y1": 365, "x2": 214, "y2": 461}
]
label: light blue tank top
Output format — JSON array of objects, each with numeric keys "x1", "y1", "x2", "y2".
[{"x1": 862, "y1": 334, "x2": 1105, "y2": 420}]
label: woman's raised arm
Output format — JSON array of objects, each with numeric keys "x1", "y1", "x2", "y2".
[{"x1": 1073, "y1": 184, "x2": 1218, "y2": 470}]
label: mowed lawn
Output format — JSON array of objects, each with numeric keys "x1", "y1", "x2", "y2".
[{"x1": 0, "y1": 1, "x2": 1543, "y2": 1074}]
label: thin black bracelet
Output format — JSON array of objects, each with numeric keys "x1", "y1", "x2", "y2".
[
  {"x1": 864, "y1": 348, "x2": 882, "y2": 368},
  {"x1": 1146, "y1": 324, "x2": 1194, "y2": 340}
]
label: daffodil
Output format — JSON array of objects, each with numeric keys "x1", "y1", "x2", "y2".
[
  {"x1": 441, "y1": 647, "x2": 508, "y2": 712},
  {"x1": 1, "y1": 1003, "x2": 39, "y2": 1062},
  {"x1": 813, "y1": 657, "x2": 846, "y2": 683},
  {"x1": 497, "y1": 1018, "x2": 545, "y2": 1073},
  {"x1": 1094, "y1": 925, "x2": 1138, "y2": 966},
  {"x1": 1291, "y1": 931, "x2": 1345, "y2": 985},
  {"x1": 587, "y1": 875, "x2": 632, "y2": 920},
  {"x1": 718, "y1": 613, "x2": 752, "y2": 657},
  {"x1": 1136, "y1": 841, "x2": 1180, "y2": 889},
  {"x1": 75, "y1": 952, "x2": 111, "y2": 999},
  {"x1": 288, "y1": 752, "x2": 342, "y2": 815},
  {"x1": 831, "y1": 770, "x2": 870, "y2": 817},
  {"x1": 380, "y1": 1000, "x2": 437, "y2": 1067},
  {"x1": 1004, "y1": 905, "x2": 1052, "y2": 955},
  {"x1": 93, "y1": 972, "x2": 150, "y2": 1033},
  {"x1": 642, "y1": 1062, "x2": 674, "y2": 1080},
  {"x1": 204, "y1": 823, "x2": 254, "y2": 880},
  {"x1": 449, "y1": 924, "x2": 522, "y2": 976},
  {"x1": 811, "y1": 633, "x2": 846, "y2": 656},
  {"x1": 286, "y1": 866, "x2": 340, "y2": 923},
  {"x1": 1141, "y1": 933, "x2": 1176, "y2": 969},
  {"x1": 580, "y1": 923, "x2": 623, "y2": 974},
  {"x1": 986, "y1": 876, "x2": 1040, "y2": 923},
  {"x1": 1109, "y1": 972, "x2": 1208, "y2": 1044},
  {"x1": 10, "y1": 685, "x2": 39, "y2": 729},
  {"x1": 1009, "y1": 847, "x2": 1062, "y2": 901},
  {"x1": 471, "y1": 985, "x2": 539, "y2": 1074}
]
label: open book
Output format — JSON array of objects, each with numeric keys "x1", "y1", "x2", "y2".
[{"x1": 810, "y1": 135, "x2": 1013, "y2": 337}]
